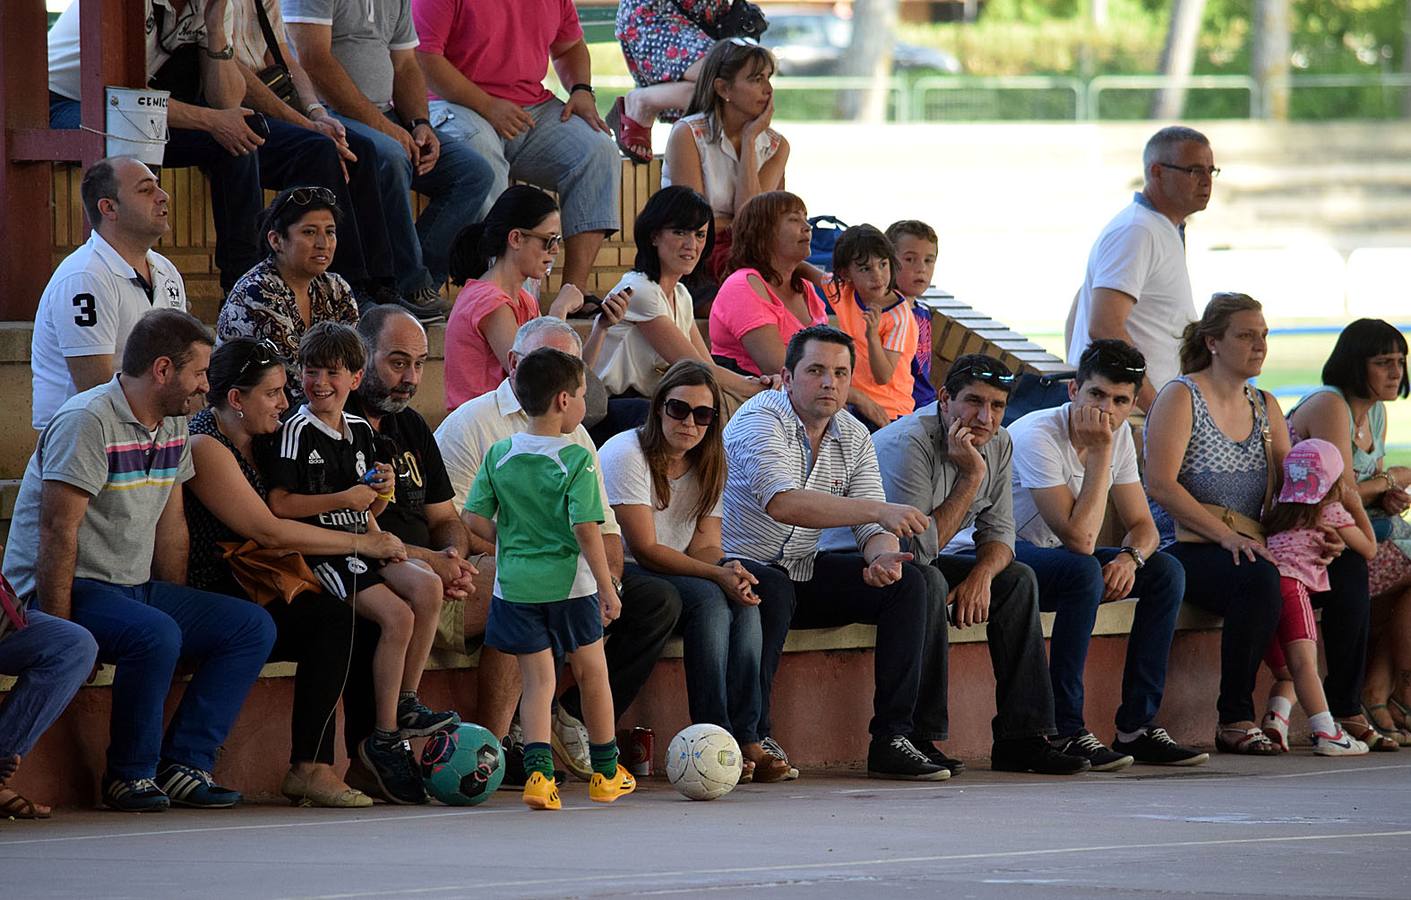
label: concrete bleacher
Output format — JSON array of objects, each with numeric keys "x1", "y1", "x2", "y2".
[{"x1": 0, "y1": 155, "x2": 1272, "y2": 809}]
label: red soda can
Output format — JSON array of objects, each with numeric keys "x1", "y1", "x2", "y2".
[{"x1": 626, "y1": 726, "x2": 654, "y2": 777}]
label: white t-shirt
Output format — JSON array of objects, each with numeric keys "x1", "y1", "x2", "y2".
[
  {"x1": 592, "y1": 271, "x2": 697, "y2": 396},
  {"x1": 31, "y1": 231, "x2": 187, "y2": 430},
  {"x1": 1008, "y1": 402, "x2": 1139, "y2": 549},
  {"x1": 1067, "y1": 198, "x2": 1196, "y2": 395},
  {"x1": 599, "y1": 429, "x2": 723, "y2": 564}
]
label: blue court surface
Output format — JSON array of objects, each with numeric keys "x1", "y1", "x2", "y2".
[{"x1": 2, "y1": 752, "x2": 1407, "y2": 899}]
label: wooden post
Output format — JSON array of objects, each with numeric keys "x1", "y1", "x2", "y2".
[{"x1": 1, "y1": 0, "x2": 144, "y2": 320}]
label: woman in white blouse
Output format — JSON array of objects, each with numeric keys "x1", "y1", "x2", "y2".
[
  {"x1": 662, "y1": 38, "x2": 788, "y2": 283},
  {"x1": 599, "y1": 361, "x2": 791, "y2": 782},
  {"x1": 593, "y1": 186, "x2": 775, "y2": 415}
]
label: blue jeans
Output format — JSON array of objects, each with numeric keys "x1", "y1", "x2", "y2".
[
  {"x1": 65, "y1": 579, "x2": 275, "y2": 780},
  {"x1": 332, "y1": 111, "x2": 494, "y2": 294},
  {"x1": 1015, "y1": 542, "x2": 1185, "y2": 736},
  {"x1": 431, "y1": 98, "x2": 619, "y2": 234},
  {"x1": 0, "y1": 609, "x2": 98, "y2": 758},
  {"x1": 629, "y1": 566, "x2": 764, "y2": 744},
  {"x1": 50, "y1": 94, "x2": 265, "y2": 294}
]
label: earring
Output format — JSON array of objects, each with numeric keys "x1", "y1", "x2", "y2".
[{"x1": 236, "y1": 410, "x2": 245, "y2": 419}]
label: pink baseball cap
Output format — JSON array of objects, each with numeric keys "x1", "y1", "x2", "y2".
[{"x1": 1278, "y1": 438, "x2": 1345, "y2": 504}]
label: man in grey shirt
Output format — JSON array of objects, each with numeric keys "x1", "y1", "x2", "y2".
[{"x1": 872, "y1": 354, "x2": 1089, "y2": 775}]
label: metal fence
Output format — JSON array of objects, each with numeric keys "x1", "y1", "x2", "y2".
[{"x1": 590, "y1": 73, "x2": 1411, "y2": 122}]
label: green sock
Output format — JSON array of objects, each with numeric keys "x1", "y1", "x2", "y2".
[
  {"x1": 523, "y1": 742, "x2": 554, "y2": 778},
  {"x1": 589, "y1": 740, "x2": 618, "y2": 777}
]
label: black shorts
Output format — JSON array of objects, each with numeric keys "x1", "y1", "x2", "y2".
[{"x1": 307, "y1": 553, "x2": 385, "y2": 603}]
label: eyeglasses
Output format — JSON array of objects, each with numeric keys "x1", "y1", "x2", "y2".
[
  {"x1": 236, "y1": 339, "x2": 283, "y2": 383},
  {"x1": 268, "y1": 186, "x2": 338, "y2": 223},
  {"x1": 663, "y1": 398, "x2": 718, "y2": 427},
  {"x1": 728, "y1": 37, "x2": 761, "y2": 47},
  {"x1": 1157, "y1": 162, "x2": 1220, "y2": 180},
  {"x1": 517, "y1": 229, "x2": 563, "y2": 253},
  {"x1": 949, "y1": 362, "x2": 1016, "y2": 385}
]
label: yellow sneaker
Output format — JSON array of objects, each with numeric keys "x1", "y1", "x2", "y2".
[
  {"x1": 522, "y1": 771, "x2": 561, "y2": 810},
  {"x1": 588, "y1": 765, "x2": 636, "y2": 803}
]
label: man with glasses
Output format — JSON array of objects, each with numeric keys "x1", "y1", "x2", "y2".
[
  {"x1": 1067, "y1": 125, "x2": 1216, "y2": 411},
  {"x1": 869, "y1": 354, "x2": 1091, "y2": 775},
  {"x1": 1009, "y1": 340, "x2": 1208, "y2": 770}
]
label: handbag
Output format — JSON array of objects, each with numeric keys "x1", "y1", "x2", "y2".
[
  {"x1": 674, "y1": 0, "x2": 769, "y2": 42},
  {"x1": 253, "y1": 2, "x2": 300, "y2": 109},
  {"x1": 806, "y1": 214, "x2": 849, "y2": 270},
  {"x1": 0, "y1": 571, "x2": 28, "y2": 637},
  {"x1": 1175, "y1": 385, "x2": 1277, "y2": 543},
  {"x1": 218, "y1": 540, "x2": 321, "y2": 606}
]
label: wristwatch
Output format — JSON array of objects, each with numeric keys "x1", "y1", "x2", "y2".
[
  {"x1": 202, "y1": 44, "x2": 235, "y2": 60},
  {"x1": 569, "y1": 83, "x2": 595, "y2": 97},
  {"x1": 1118, "y1": 545, "x2": 1146, "y2": 569},
  {"x1": 405, "y1": 117, "x2": 431, "y2": 131},
  {"x1": 610, "y1": 576, "x2": 624, "y2": 594}
]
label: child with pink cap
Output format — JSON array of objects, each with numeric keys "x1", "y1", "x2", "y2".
[{"x1": 1261, "y1": 438, "x2": 1378, "y2": 755}]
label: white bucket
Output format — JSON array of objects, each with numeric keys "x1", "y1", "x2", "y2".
[{"x1": 104, "y1": 87, "x2": 169, "y2": 166}]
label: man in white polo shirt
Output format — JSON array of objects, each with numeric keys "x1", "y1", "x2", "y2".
[
  {"x1": 31, "y1": 157, "x2": 187, "y2": 430},
  {"x1": 1067, "y1": 125, "x2": 1216, "y2": 410}
]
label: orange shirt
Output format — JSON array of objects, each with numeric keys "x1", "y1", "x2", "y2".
[{"x1": 830, "y1": 284, "x2": 918, "y2": 422}]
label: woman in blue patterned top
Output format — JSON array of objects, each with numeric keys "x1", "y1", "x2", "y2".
[{"x1": 1144, "y1": 293, "x2": 1375, "y2": 755}]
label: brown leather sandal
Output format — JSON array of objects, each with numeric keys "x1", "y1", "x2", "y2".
[
  {"x1": 1340, "y1": 715, "x2": 1401, "y2": 753},
  {"x1": 0, "y1": 787, "x2": 52, "y2": 819}
]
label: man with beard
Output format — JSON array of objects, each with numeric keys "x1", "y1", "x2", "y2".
[
  {"x1": 2, "y1": 309, "x2": 277, "y2": 812},
  {"x1": 339, "y1": 305, "x2": 478, "y2": 801}
]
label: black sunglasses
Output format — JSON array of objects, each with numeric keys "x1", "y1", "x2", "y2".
[
  {"x1": 950, "y1": 362, "x2": 1016, "y2": 385},
  {"x1": 663, "y1": 398, "x2": 718, "y2": 426},
  {"x1": 236, "y1": 338, "x2": 283, "y2": 383},
  {"x1": 269, "y1": 186, "x2": 338, "y2": 223}
]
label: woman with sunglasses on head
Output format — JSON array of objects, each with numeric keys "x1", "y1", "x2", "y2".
[
  {"x1": 184, "y1": 338, "x2": 410, "y2": 807},
  {"x1": 663, "y1": 38, "x2": 788, "y2": 285},
  {"x1": 218, "y1": 187, "x2": 359, "y2": 402},
  {"x1": 592, "y1": 186, "x2": 779, "y2": 423},
  {"x1": 1288, "y1": 318, "x2": 1411, "y2": 745},
  {"x1": 598, "y1": 360, "x2": 791, "y2": 782},
  {"x1": 1144, "y1": 293, "x2": 1380, "y2": 754},
  {"x1": 442, "y1": 185, "x2": 628, "y2": 410}
]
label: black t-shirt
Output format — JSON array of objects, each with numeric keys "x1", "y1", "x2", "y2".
[
  {"x1": 345, "y1": 392, "x2": 455, "y2": 548},
  {"x1": 261, "y1": 406, "x2": 377, "y2": 534}
]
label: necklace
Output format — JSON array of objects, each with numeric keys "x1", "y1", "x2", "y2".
[{"x1": 1354, "y1": 410, "x2": 1370, "y2": 442}]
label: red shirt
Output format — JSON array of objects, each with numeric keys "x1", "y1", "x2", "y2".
[
  {"x1": 412, "y1": 0, "x2": 583, "y2": 107},
  {"x1": 444, "y1": 280, "x2": 541, "y2": 409}
]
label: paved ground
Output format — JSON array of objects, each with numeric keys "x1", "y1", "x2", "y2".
[{"x1": 2, "y1": 752, "x2": 1408, "y2": 899}]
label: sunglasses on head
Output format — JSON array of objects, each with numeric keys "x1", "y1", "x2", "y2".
[
  {"x1": 269, "y1": 186, "x2": 337, "y2": 223},
  {"x1": 1091, "y1": 349, "x2": 1146, "y2": 376},
  {"x1": 236, "y1": 338, "x2": 283, "y2": 383},
  {"x1": 950, "y1": 362, "x2": 1016, "y2": 385},
  {"x1": 663, "y1": 398, "x2": 717, "y2": 426}
]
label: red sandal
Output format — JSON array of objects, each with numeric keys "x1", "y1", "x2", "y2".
[{"x1": 607, "y1": 97, "x2": 653, "y2": 165}]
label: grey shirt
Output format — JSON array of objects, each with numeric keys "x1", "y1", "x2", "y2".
[
  {"x1": 2, "y1": 377, "x2": 194, "y2": 601},
  {"x1": 871, "y1": 401, "x2": 1016, "y2": 564},
  {"x1": 284, "y1": 0, "x2": 419, "y2": 111}
]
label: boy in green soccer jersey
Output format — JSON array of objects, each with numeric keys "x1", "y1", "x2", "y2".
[{"x1": 462, "y1": 348, "x2": 635, "y2": 810}]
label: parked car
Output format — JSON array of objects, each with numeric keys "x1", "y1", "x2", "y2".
[{"x1": 760, "y1": 8, "x2": 962, "y2": 77}]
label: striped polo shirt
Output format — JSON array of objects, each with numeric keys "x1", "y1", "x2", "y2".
[
  {"x1": 2, "y1": 376, "x2": 194, "y2": 600},
  {"x1": 721, "y1": 390, "x2": 888, "y2": 581}
]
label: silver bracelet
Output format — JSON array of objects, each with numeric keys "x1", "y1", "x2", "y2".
[{"x1": 305, "y1": 103, "x2": 324, "y2": 118}]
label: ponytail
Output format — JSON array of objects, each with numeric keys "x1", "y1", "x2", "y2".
[{"x1": 448, "y1": 185, "x2": 559, "y2": 285}]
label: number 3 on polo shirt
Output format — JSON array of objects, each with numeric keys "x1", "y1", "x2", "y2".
[{"x1": 72, "y1": 293, "x2": 97, "y2": 327}]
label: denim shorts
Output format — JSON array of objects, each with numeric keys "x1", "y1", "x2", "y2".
[{"x1": 485, "y1": 594, "x2": 603, "y2": 656}]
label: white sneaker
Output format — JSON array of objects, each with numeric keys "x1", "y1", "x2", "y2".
[
  {"x1": 1313, "y1": 727, "x2": 1369, "y2": 756},
  {"x1": 551, "y1": 706, "x2": 594, "y2": 780},
  {"x1": 1261, "y1": 710, "x2": 1291, "y2": 753}
]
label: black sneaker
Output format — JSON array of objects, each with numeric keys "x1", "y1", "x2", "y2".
[
  {"x1": 155, "y1": 760, "x2": 243, "y2": 808},
  {"x1": 397, "y1": 285, "x2": 448, "y2": 324},
  {"x1": 102, "y1": 774, "x2": 170, "y2": 812},
  {"x1": 1052, "y1": 730, "x2": 1134, "y2": 772},
  {"x1": 867, "y1": 735, "x2": 951, "y2": 781},
  {"x1": 355, "y1": 282, "x2": 402, "y2": 316},
  {"x1": 991, "y1": 736, "x2": 1092, "y2": 775},
  {"x1": 397, "y1": 695, "x2": 460, "y2": 738},
  {"x1": 358, "y1": 733, "x2": 428, "y2": 805},
  {"x1": 1113, "y1": 726, "x2": 1210, "y2": 767},
  {"x1": 910, "y1": 737, "x2": 966, "y2": 776}
]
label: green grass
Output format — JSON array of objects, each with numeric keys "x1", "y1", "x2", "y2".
[{"x1": 1029, "y1": 331, "x2": 1411, "y2": 468}]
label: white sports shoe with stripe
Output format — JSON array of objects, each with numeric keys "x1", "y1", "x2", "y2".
[{"x1": 1312, "y1": 727, "x2": 1369, "y2": 757}]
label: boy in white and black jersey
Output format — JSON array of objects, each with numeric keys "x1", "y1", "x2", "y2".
[{"x1": 263, "y1": 322, "x2": 458, "y2": 804}]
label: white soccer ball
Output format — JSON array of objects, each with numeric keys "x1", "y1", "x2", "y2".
[{"x1": 666, "y1": 724, "x2": 742, "y2": 801}]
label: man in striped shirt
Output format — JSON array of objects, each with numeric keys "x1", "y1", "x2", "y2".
[
  {"x1": 2, "y1": 310, "x2": 276, "y2": 813},
  {"x1": 721, "y1": 325, "x2": 949, "y2": 781}
]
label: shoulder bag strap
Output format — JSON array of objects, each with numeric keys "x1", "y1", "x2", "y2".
[
  {"x1": 253, "y1": 1, "x2": 289, "y2": 71},
  {"x1": 1247, "y1": 385, "x2": 1277, "y2": 517}
]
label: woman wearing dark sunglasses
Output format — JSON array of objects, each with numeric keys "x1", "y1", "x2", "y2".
[
  {"x1": 598, "y1": 361, "x2": 790, "y2": 782},
  {"x1": 218, "y1": 187, "x2": 359, "y2": 403},
  {"x1": 184, "y1": 339, "x2": 409, "y2": 807},
  {"x1": 443, "y1": 185, "x2": 627, "y2": 410}
]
